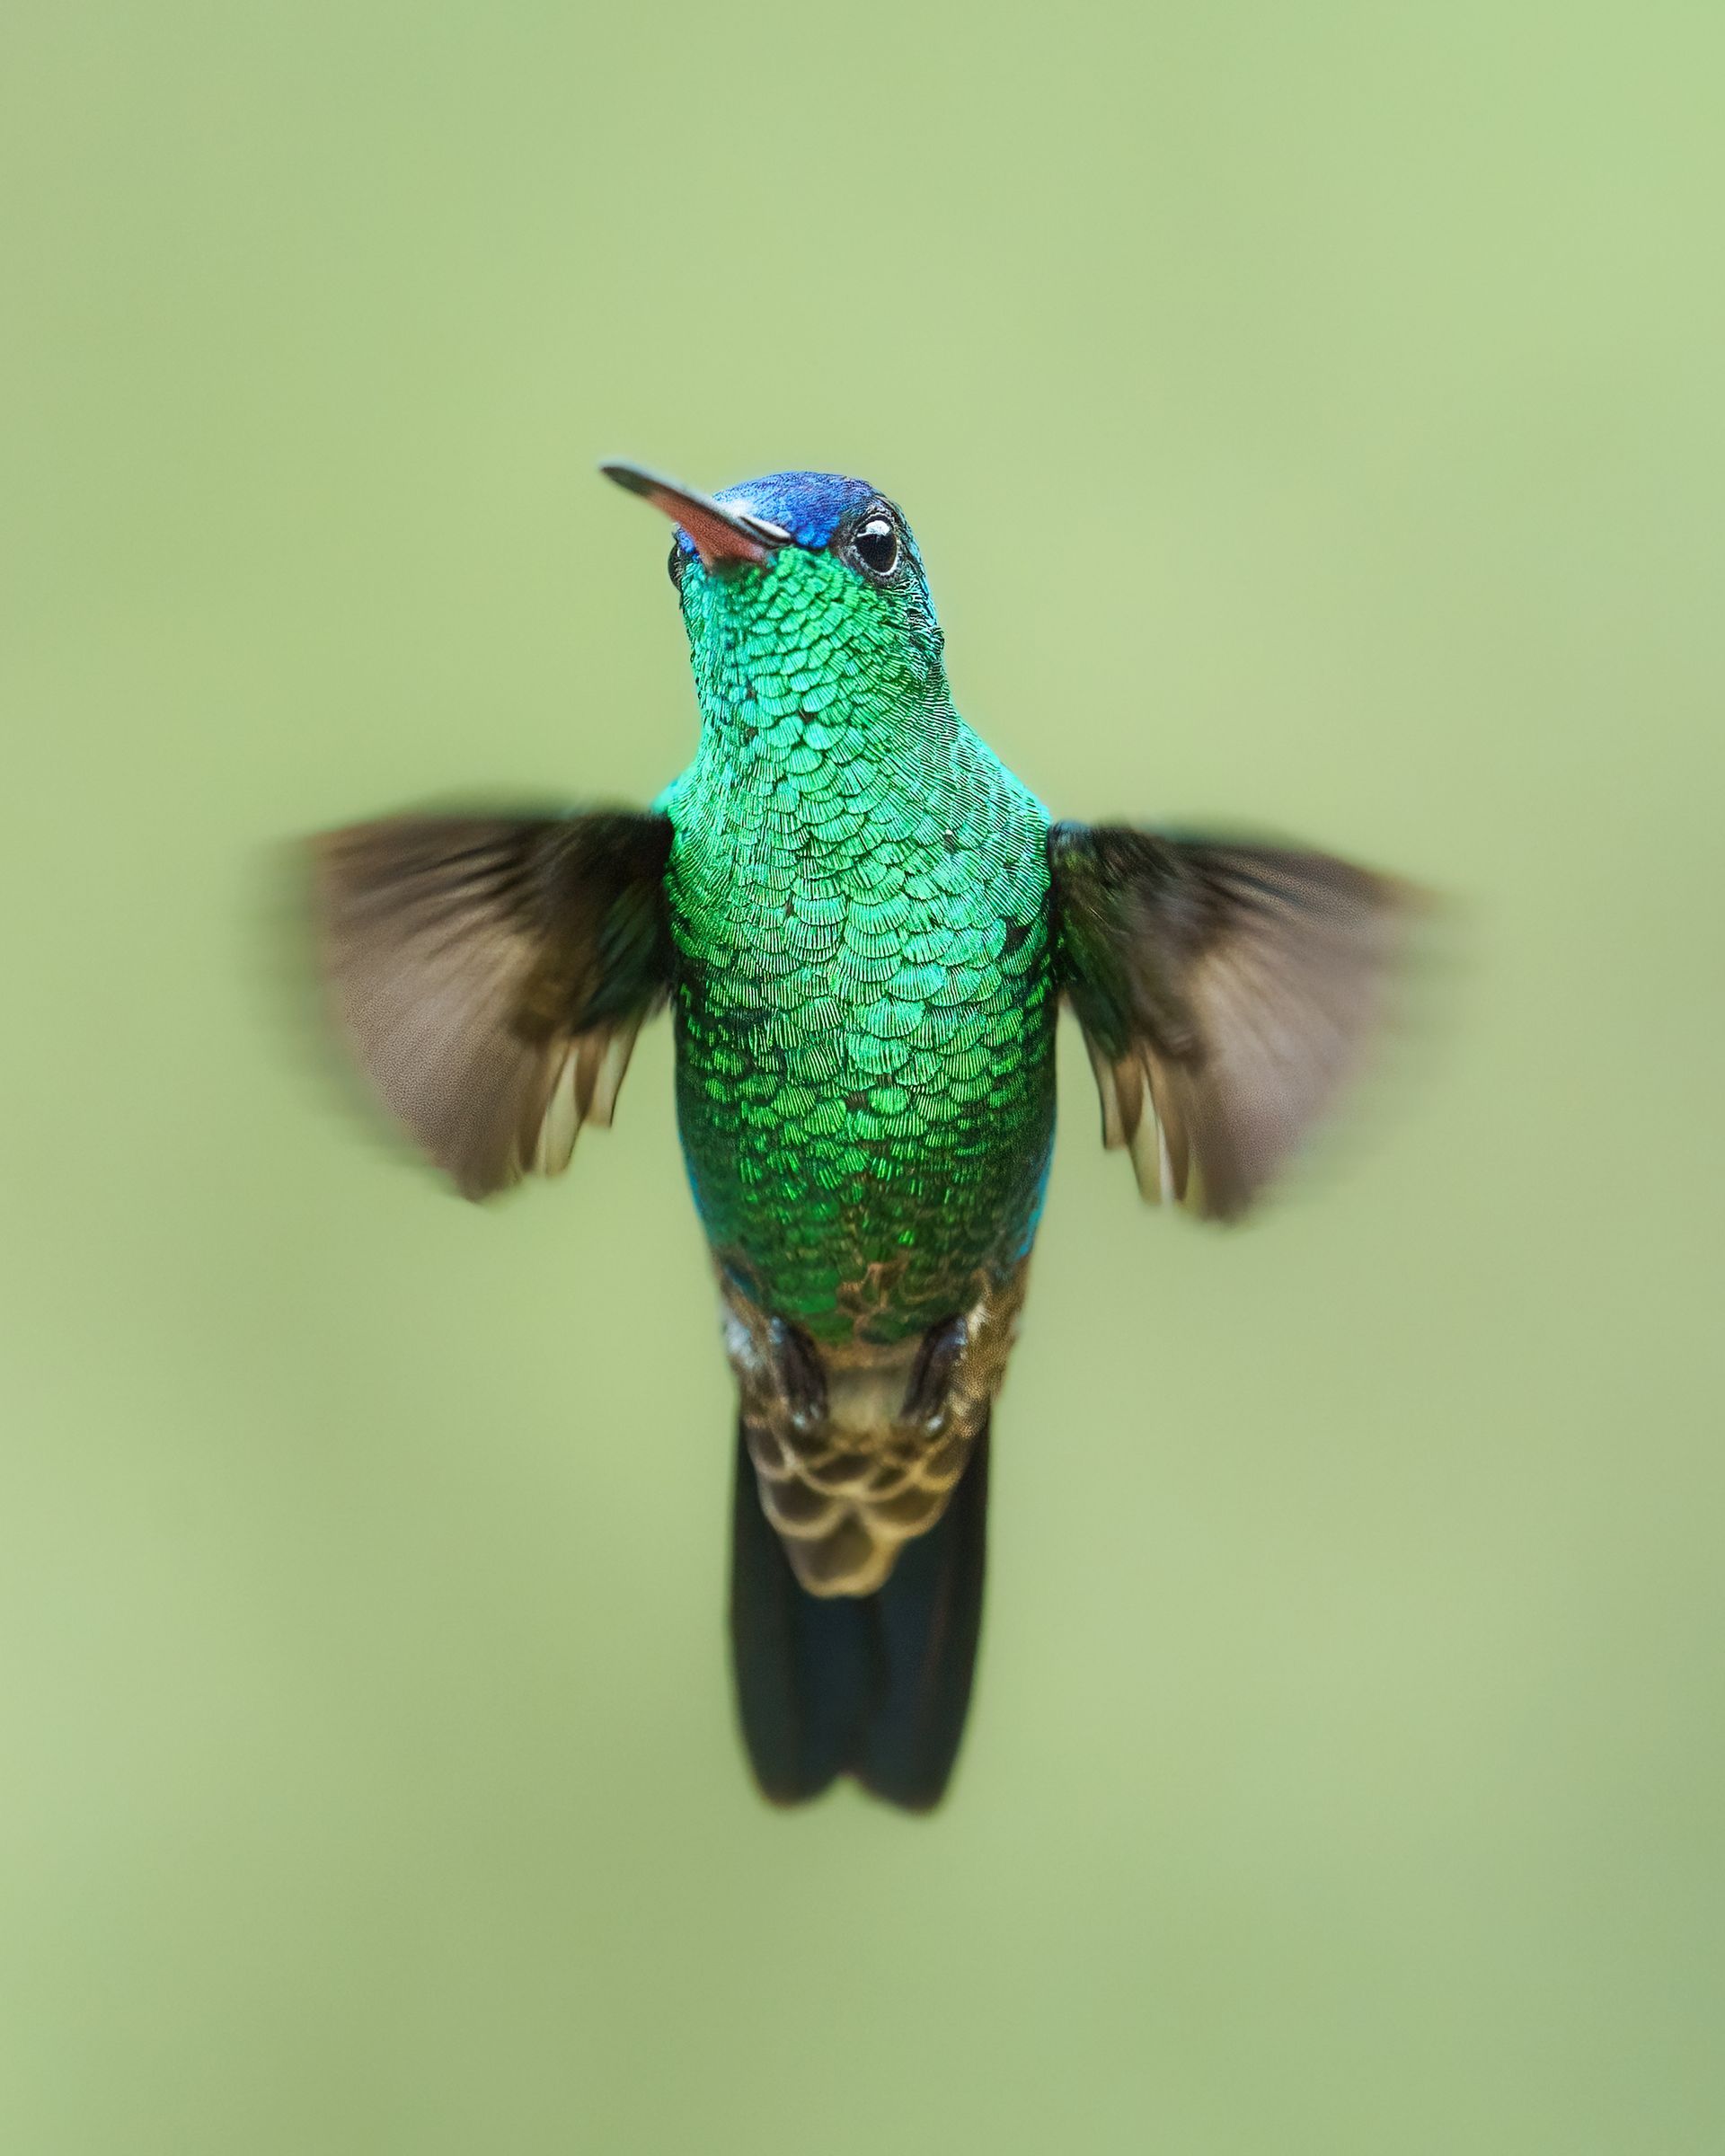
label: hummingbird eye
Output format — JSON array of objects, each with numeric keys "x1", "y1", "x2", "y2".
[{"x1": 850, "y1": 513, "x2": 900, "y2": 579}]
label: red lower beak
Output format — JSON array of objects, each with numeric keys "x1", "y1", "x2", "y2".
[{"x1": 601, "y1": 462, "x2": 792, "y2": 570}]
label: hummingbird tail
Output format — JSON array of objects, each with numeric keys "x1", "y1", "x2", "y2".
[{"x1": 728, "y1": 1416, "x2": 989, "y2": 1812}]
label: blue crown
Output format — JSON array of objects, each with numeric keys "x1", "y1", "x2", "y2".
[{"x1": 712, "y1": 471, "x2": 880, "y2": 550}]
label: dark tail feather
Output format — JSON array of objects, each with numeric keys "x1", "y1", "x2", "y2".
[{"x1": 728, "y1": 1418, "x2": 990, "y2": 1811}]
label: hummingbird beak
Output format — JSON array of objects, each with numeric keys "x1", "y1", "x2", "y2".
[{"x1": 600, "y1": 461, "x2": 792, "y2": 570}]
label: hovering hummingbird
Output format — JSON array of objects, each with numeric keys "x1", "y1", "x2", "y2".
[{"x1": 311, "y1": 463, "x2": 1410, "y2": 1810}]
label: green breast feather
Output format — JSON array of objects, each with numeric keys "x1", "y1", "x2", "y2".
[{"x1": 661, "y1": 546, "x2": 1057, "y2": 1344}]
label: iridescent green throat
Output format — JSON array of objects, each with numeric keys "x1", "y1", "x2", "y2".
[{"x1": 659, "y1": 547, "x2": 1057, "y2": 1347}]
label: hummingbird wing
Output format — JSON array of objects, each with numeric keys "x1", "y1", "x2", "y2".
[
  {"x1": 1049, "y1": 823, "x2": 1412, "y2": 1220},
  {"x1": 309, "y1": 809, "x2": 673, "y2": 1199}
]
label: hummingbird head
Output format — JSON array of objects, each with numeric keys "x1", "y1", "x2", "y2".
[{"x1": 602, "y1": 463, "x2": 949, "y2": 737}]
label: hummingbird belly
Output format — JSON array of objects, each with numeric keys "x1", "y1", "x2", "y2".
[{"x1": 666, "y1": 781, "x2": 1057, "y2": 1347}]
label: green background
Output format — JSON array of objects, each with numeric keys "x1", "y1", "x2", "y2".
[{"x1": 4, "y1": 4, "x2": 1720, "y2": 2150}]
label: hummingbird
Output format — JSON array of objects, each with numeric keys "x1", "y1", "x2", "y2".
[{"x1": 310, "y1": 462, "x2": 1410, "y2": 1810}]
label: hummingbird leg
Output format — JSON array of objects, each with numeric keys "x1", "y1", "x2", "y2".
[
  {"x1": 901, "y1": 1315, "x2": 968, "y2": 1432},
  {"x1": 767, "y1": 1317, "x2": 828, "y2": 1434}
]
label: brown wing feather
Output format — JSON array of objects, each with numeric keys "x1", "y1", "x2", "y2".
[
  {"x1": 311, "y1": 810, "x2": 672, "y2": 1199},
  {"x1": 1052, "y1": 826, "x2": 1414, "y2": 1220}
]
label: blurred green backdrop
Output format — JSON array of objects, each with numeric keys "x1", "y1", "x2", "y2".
[{"x1": 3, "y1": 3, "x2": 1721, "y2": 2151}]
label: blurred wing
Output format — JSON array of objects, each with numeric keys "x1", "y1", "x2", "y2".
[
  {"x1": 311, "y1": 809, "x2": 674, "y2": 1198},
  {"x1": 1049, "y1": 823, "x2": 1412, "y2": 1220}
]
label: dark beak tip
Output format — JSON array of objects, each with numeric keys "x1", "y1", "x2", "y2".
[{"x1": 598, "y1": 460, "x2": 659, "y2": 499}]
